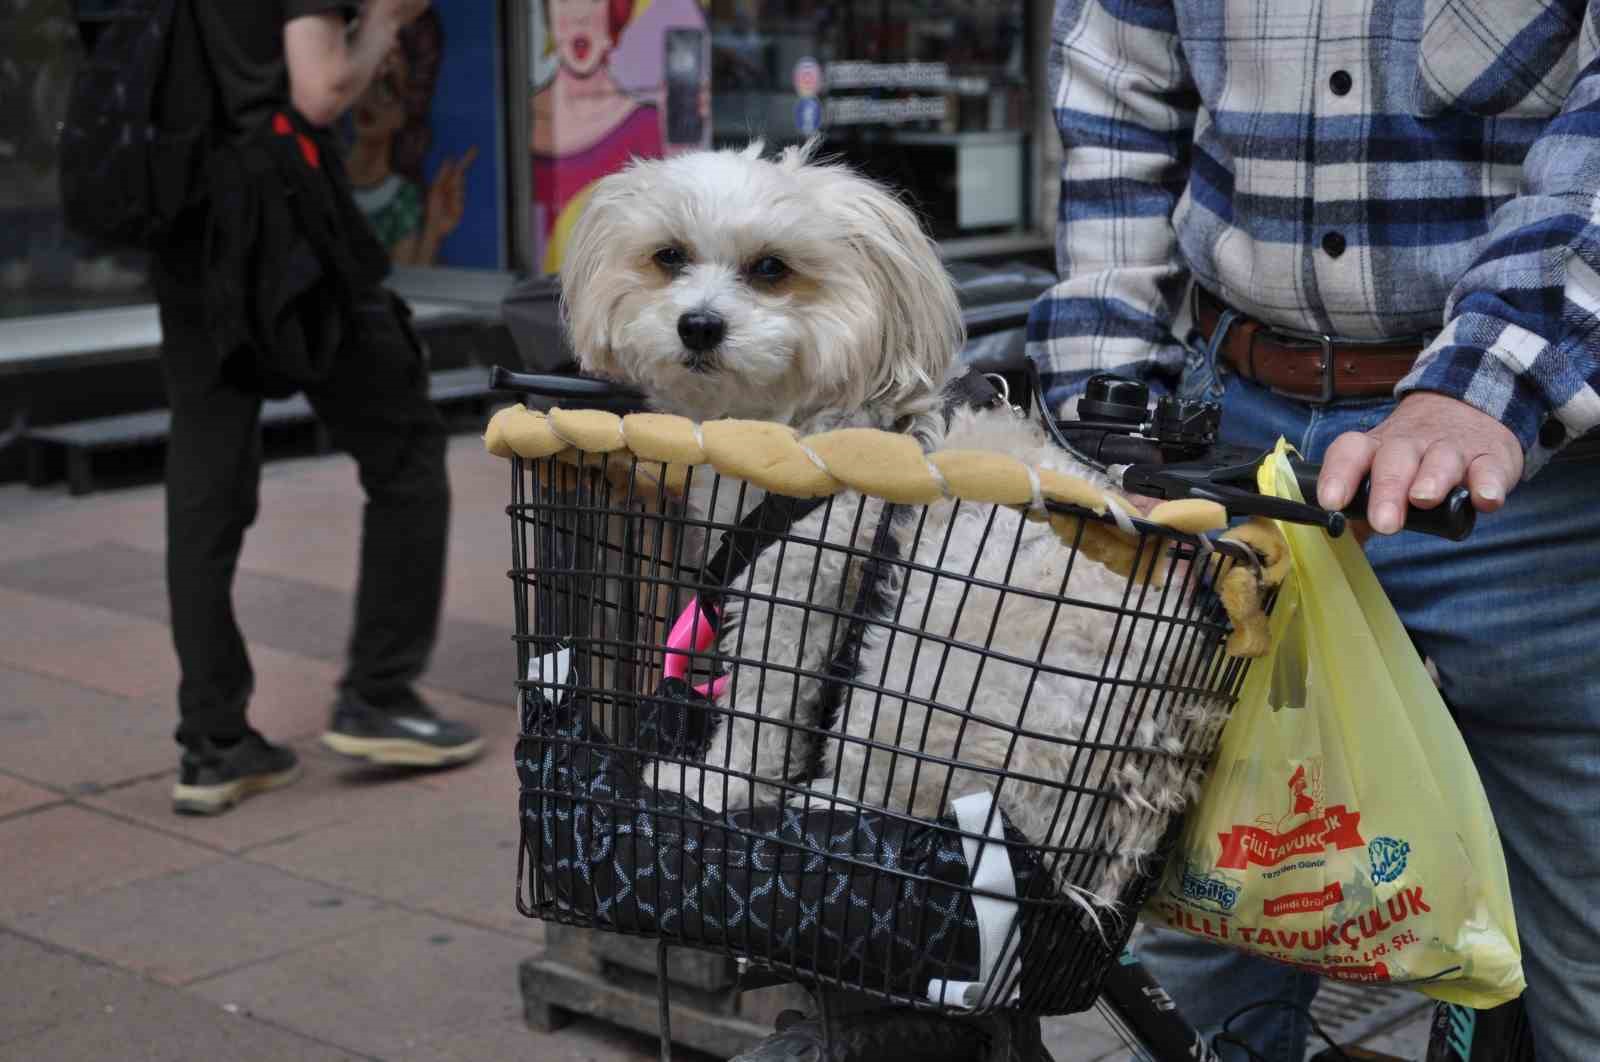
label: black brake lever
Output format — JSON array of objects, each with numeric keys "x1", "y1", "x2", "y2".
[
  {"x1": 1117, "y1": 444, "x2": 1475, "y2": 541},
  {"x1": 1121, "y1": 446, "x2": 1349, "y2": 536}
]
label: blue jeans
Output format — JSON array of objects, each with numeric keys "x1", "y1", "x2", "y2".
[{"x1": 1135, "y1": 347, "x2": 1600, "y2": 1061}]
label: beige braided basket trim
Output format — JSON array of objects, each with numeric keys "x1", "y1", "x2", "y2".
[
  {"x1": 484, "y1": 405, "x2": 1288, "y2": 657},
  {"x1": 1214, "y1": 518, "x2": 1291, "y2": 658}
]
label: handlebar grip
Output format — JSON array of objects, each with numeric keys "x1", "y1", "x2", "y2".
[
  {"x1": 1291, "y1": 465, "x2": 1476, "y2": 541},
  {"x1": 1359, "y1": 481, "x2": 1476, "y2": 541}
]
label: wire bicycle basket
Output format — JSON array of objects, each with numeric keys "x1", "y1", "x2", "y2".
[{"x1": 496, "y1": 400, "x2": 1279, "y2": 1019}]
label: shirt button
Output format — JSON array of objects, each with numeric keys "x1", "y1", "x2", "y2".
[
  {"x1": 1330, "y1": 70, "x2": 1353, "y2": 97},
  {"x1": 1322, "y1": 231, "x2": 1347, "y2": 258}
]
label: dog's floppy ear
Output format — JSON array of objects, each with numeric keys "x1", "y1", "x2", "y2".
[
  {"x1": 558, "y1": 170, "x2": 638, "y2": 379},
  {"x1": 829, "y1": 170, "x2": 964, "y2": 413}
]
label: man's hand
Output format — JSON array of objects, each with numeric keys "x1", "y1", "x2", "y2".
[{"x1": 1317, "y1": 392, "x2": 1523, "y2": 536}]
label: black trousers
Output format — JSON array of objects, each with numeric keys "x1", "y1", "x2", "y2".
[{"x1": 155, "y1": 282, "x2": 451, "y2": 748}]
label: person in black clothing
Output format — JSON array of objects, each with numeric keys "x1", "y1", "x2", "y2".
[{"x1": 159, "y1": 0, "x2": 481, "y2": 815}]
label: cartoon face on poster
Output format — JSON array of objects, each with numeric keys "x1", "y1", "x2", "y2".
[
  {"x1": 344, "y1": 6, "x2": 505, "y2": 270},
  {"x1": 530, "y1": 0, "x2": 712, "y2": 273}
]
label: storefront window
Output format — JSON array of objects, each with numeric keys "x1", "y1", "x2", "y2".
[
  {"x1": 524, "y1": 0, "x2": 1032, "y2": 272},
  {"x1": 342, "y1": 1, "x2": 509, "y2": 271},
  {"x1": 1, "y1": 1, "x2": 150, "y2": 320},
  {"x1": 0, "y1": 0, "x2": 507, "y2": 325},
  {"x1": 6, "y1": 1, "x2": 1037, "y2": 313},
  {"x1": 708, "y1": 0, "x2": 1033, "y2": 241},
  {"x1": 527, "y1": 0, "x2": 713, "y2": 273}
]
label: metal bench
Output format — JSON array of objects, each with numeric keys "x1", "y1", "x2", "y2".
[{"x1": 25, "y1": 367, "x2": 498, "y2": 495}]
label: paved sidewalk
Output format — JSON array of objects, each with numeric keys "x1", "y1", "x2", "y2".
[{"x1": 0, "y1": 434, "x2": 1430, "y2": 1061}]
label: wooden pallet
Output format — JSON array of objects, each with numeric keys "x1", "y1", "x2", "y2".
[{"x1": 519, "y1": 924, "x2": 811, "y2": 1057}]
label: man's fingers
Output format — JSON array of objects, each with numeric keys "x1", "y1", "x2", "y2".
[
  {"x1": 1409, "y1": 442, "x2": 1466, "y2": 510},
  {"x1": 1366, "y1": 438, "x2": 1423, "y2": 535},
  {"x1": 1317, "y1": 431, "x2": 1378, "y2": 510},
  {"x1": 1465, "y1": 454, "x2": 1512, "y2": 513},
  {"x1": 1315, "y1": 393, "x2": 1524, "y2": 535}
]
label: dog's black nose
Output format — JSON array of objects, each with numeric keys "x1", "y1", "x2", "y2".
[{"x1": 677, "y1": 310, "x2": 725, "y2": 353}]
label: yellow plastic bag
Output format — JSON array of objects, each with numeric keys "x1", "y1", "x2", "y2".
[{"x1": 1140, "y1": 440, "x2": 1524, "y2": 1007}]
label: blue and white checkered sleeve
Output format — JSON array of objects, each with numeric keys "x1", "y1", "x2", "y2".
[
  {"x1": 1399, "y1": 12, "x2": 1600, "y2": 473},
  {"x1": 1025, "y1": 0, "x2": 1197, "y2": 415}
]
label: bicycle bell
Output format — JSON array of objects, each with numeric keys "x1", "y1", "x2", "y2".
[{"x1": 1080, "y1": 373, "x2": 1221, "y2": 454}]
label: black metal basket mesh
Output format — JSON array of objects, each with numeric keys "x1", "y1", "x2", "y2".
[{"x1": 510, "y1": 449, "x2": 1256, "y2": 1016}]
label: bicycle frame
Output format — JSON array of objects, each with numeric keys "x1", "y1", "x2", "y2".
[{"x1": 1096, "y1": 949, "x2": 1223, "y2": 1061}]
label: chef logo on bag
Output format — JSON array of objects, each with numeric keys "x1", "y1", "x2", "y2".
[{"x1": 1217, "y1": 761, "x2": 1365, "y2": 870}]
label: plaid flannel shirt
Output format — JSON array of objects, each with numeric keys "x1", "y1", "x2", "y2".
[{"x1": 1026, "y1": 0, "x2": 1600, "y2": 471}]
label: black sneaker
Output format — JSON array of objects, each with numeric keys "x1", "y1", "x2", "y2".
[
  {"x1": 321, "y1": 690, "x2": 484, "y2": 767},
  {"x1": 172, "y1": 732, "x2": 300, "y2": 815}
]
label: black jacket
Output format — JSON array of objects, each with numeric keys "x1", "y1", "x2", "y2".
[{"x1": 202, "y1": 108, "x2": 389, "y2": 397}]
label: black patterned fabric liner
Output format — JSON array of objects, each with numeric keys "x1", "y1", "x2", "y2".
[{"x1": 517, "y1": 670, "x2": 997, "y2": 999}]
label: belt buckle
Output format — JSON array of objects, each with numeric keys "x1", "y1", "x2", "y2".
[
  {"x1": 1313, "y1": 333, "x2": 1336, "y2": 403},
  {"x1": 1272, "y1": 328, "x2": 1338, "y2": 404}
]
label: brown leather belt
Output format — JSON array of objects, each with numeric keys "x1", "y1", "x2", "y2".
[{"x1": 1194, "y1": 287, "x2": 1424, "y2": 402}]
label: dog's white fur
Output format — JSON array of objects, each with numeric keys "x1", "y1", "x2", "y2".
[
  {"x1": 560, "y1": 142, "x2": 1222, "y2": 911},
  {"x1": 562, "y1": 139, "x2": 959, "y2": 438}
]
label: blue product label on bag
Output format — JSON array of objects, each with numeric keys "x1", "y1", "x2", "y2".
[
  {"x1": 1179, "y1": 862, "x2": 1241, "y2": 912},
  {"x1": 1369, "y1": 836, "x2": 1410, "y2": 885}
]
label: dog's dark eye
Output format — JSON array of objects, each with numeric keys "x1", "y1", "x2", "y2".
[
  {"x1": 748, "y1": 256, "x2": 790, "y2": 283},
  {"x1": 653, "y1": 246, "x2": 688, "y2": 272}
]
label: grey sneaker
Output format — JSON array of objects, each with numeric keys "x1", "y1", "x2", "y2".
[
  {"x1": 321, "y1": 690, "x2": 483, "y2": 767},
  {"x1": 173, "y1": 731, "x2": 300, "y2": 815}
]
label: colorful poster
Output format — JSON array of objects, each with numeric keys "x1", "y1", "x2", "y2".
[
  {"x1": 345, "y1": 2, "x2": 504, "y2": 270},
  {"x1": 529, "y1": 0, "x2": 711, "y2": 273}
]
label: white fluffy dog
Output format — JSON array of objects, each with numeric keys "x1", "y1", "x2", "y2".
[{"x1": 559, "y1": 141, "x2": 1218, "y2": 910}]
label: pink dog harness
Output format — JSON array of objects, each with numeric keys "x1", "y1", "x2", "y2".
[{"x1": 662, "y1": 597, "x2": 729, "y2": 700}]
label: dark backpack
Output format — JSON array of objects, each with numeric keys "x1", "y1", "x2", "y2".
[{"x1": 58, "y1": 0, "x2": 217, "y2": 249}]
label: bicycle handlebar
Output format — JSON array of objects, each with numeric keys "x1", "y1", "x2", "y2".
[
  {"x1": 489, "y1": 365, "x2": 647, "y2": 407},
  {"x1": 487, "y1": 366, "x2": 1475, "y2": 540},
  {"x1": 1049, "y1": 373, "x2": 1476, "y2": 540},
  {"x1": 1071, "y1": 422, "x2": 1475, "y2": 540}
]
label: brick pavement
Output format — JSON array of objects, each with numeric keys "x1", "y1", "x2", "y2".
[{"x1": 0, "y1": 435, "x2": 1430, "y2": 1061}]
